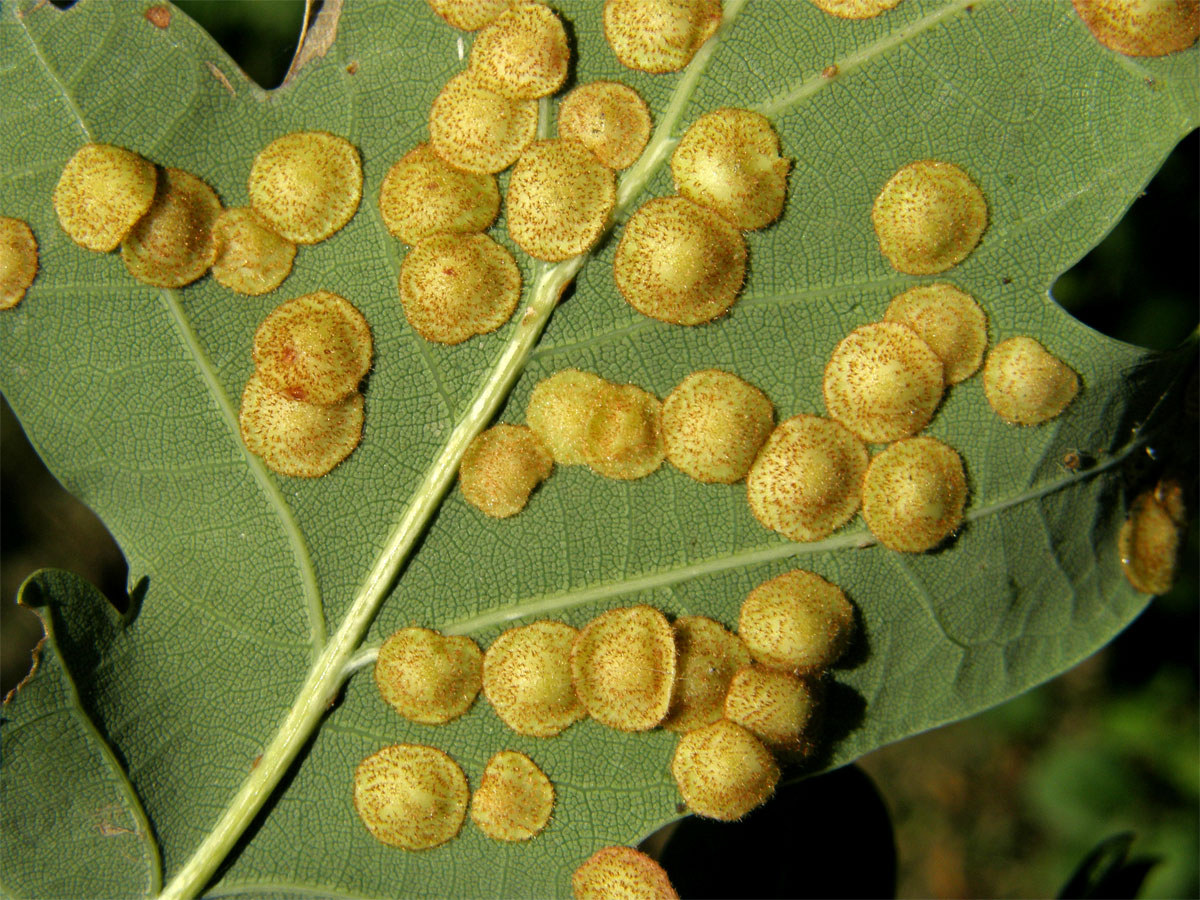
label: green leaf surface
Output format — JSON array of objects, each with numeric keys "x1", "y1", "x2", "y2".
[{"x1": 0, "y1": 1, "x2": 1195, "y2": 898}]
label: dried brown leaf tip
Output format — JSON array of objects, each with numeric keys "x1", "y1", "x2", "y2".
[
  {"x1": 983, "y1": 336, "x2": 1079, "y2": 425},
  {"x1": 1119, "y1": 478, "x2": 1187, "y2": 594},
  {"x1": 738, "y1": 569, "x2": 855, "y2": 673},
  {"x1": 582, "y1": 382, "x2": 666, "y2": 480},
  {"x1": 861, "y1": 436, "x2": 967, "y2": 553},
  {"x1": 428, "y1": 0, "x2": 513, "y2": 31},
  {"x1": 615, "y1": 196, "x2": 747, "y2": 325},
  {"x1": 238, "y1": 373, "x2": 363, "y2": 477},
  {"x1": 483, "y1": 620, "x2": 585, "y2": 736},
  {"x1": 671, "y1": 108, "x2": 791, "y2": 231},
  {"x1": 53, "y1": 143, "x2": 157, "y2": 252},
  {"x1": 121, "y1": 167, "x2": 221, "y2": 288},
  {"x1": 374, "y1": 627, "x2": 483, "y2": 725},
  {"x1": 872, "y1": 159, "x2": 987, "y2": 275},
  {"x1": 399, "y1": 232, "x2": 521, "y2": 344},
  {"x1": 379, "y1": 144, "x2": 500, "y2": 246},
  {"x1": 723, "y1": 665, "x2": 817, "y2": 752},
  {"x1": 808, "y1": 0, "x2": 901, "y2": 19},
  {"x1": 470, "y1": 2, "x2": 570, "y2": 100},
  {"x1": 662, "y1": 369, "x2": 774, "y2": 484},
  {"x1": 883, "y1": 283, "x2": 989, "y2": 385},
  {"x1": 663, "y1": 616, "x2": 751, "y2": 733},
  {"x1": 526, "y1": 369, "x2": 610, "y2": 465},
  {"x1": 745, "y1": 414, "x2": 868, "y2": 542},
  {"x1": 0, "y1": 217, "x2": 38, "y2": 310},
  {"x1": 353, "y1": 744, "x2": 469, "y2": 850},
  {"x1": 571, "y1": 605, "x2": 677, "y2": 731},
  {"x1": 248, "y1": 131, "x2": 361, "y2": 244},
  {"x1": 557, "y1": 81, "x2": 653, "y2": 170},
  {"x1": 604, "y1": 0, "x2": 723, "y2": 73},
  {"x1": 470, "y1": 750, "x2": 555, "y2": 841},
  {"x1": 671, "y1": 719, "x2": 779, "y2": 820},
  {"x1": 211, "y1": 207, "x2": 296, "y2": 295},
  {"x1": 1073, "y1": 0, "x2": 1199, "y2": 56},
  {"x1": 459, "y1": 424, "x2": 554, "y2": 518},
  {"x1": 572, "y1": 846, "x2": 680, "y2": 900},
  {"x1": 429, "y1": 71, "x2": 538, "y2": 174}
]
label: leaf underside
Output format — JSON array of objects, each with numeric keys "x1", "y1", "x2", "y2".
[{"x1": 1, "y1": 1, "x2": 1196, "y2": 898}]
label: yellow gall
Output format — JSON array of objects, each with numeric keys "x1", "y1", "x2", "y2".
[
  {"x1": 373, "y1": 627, "x2": 483, "y2": 725},
  {"x1": 823, "y1": 321, "x2": 945, "y2": 444},
  {"x1": 615, "y1": 196, "x2": 747, "y2": 326},
  {"x1": 428, "y1": 0, "x2": 513, "y2": 31},
  {"x1": 738, "y1": 569, "x2": 855, "y2": 673},
  {"x1": 247, "y1": 131, "x2": 361, "y2": 244},
  {"x1": 459, "y1": 425, "x2": 554, "y2": 518},
  {"x1": 1073, "y1": 0, "x2": 1199, "y2": 55},
  {"x1": 745, "y1": 414, "x2": 869, "y2": 543},
  {"x1": 483, "y1": 620, "x2": 585, "y2": 737},
  {"x1": 1119, "y1": 479, "x2": 1187, "y2": 594},
  {"x1": 428, "y1": 71, "x2": 538, "y2": 174},
  {"x1": 0, "y1": 217, "x2": 38, "y2": 310},
  {"x1": 399, "y1": 233, "x2": 521, "y2": 344},
  {"x1": 525, "y1": 369, "x2": 610, "y2": 465},
  {"x1": 469, "y1": 750, "x2": 555, "y2": 842},
  {"x1": 671, "y1": 107, "x2": 791, "y2": 231},
  {"x1": 353, "y1": 744, "x2": 469, "y2": 850},
  {"x1": 506, "y1": 139, "x2": 617, "y2": 262},
  {"x1": 861, "y1": 436, "x2": 968, "y2": 553},
  {"x1": 571, "y1": 605, "x2": 677, "y2": 732},
  {"x1": 252, "y1": 291, "x2": 372, "y2": 407},
  {"x1": 883, "y1": 283, "x2": 989, "y2": 384},
  {"x1": 52, "y1": 143, "x2": 157, "y2": 252},
  {"x1": 238, "y1": 374, "x2": 363, "y2": 477},
  {"x1": 211, "y1": 207, "x2": 296, "y2": 295},
  {"x1": 872, "y1": 159, "x2": 988, "y2": 275},
  {"x1": 378, "y1": 144, "x2": 500, "y2": 246},
  {"x1": 581, "y1": 382, "x2": 665, "y2": 480},
  {"x1": 662, "y1": 369, "x2": 774, "y2": 484},
  {"x1": 723, "y1": 665, "x2": 817, "y2": 752},
  {"x1": 603, "y1": 0, "x2": 723, "y2": 73},
  {"x1": 121, "y1": 167, "x2": 221, "y2": 288},
  {"x1": 983, "y1": 336, "x2": 1080, "y2": 425},
  {"x1": 557, "y1": 81, "x2": 652, "y2": 170},
  {"x1": 808, "y1": 0, "x2": 902, "y2": 19},
  {"x1": 671, "y1": 719, "x2": 779, "y2": 821},
  {"x1": 469, "y1": 2, "x2": 570, "y2": 101},
  {"x1": 572, "y1": 846, "x2": 680, "y2": 900},
  {"x1": 663, "y1": 616, "x2": 752, "y2": 734}
]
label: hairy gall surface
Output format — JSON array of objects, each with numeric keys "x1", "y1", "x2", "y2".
[
  {"x1": 1119, "y1": 479, "x2": 1187, "y2": 594},
  {"x1": 0, "y1": 217, "x2": 37, "y2": 309},
  {"x1": 661, "y1": 368, "x2": 774, "y2": 484},
  {"x1": 581, "y1": 382, "x2": 665, "y2": 480},
  {"x1": 663, "y1": 615, "x2": 752, "y2": 734},
  {"x1": 603, "y1": 0, "x2": 723, "y2": 73},
  {"x1": 723, "y1": 665, "x2": 816, "y2": 752},
  {"x1": 428, "y1": 71, "x2": 538, "y2": 174},
  {"x1": 671, "y1": 719, "x2": 780, "y2": 821},
  {"x1": 983, "y1": 336, "x2": 1081, "y2": 425},
  {"x1": 248, "y1": 131, "x2": 362, "y2": 244},
  {"x1": 458, "y1": 424, "x2": 554, "y2": 518},
  {"x1": 525, "y1": 369, "x2": 610, "y2": 465},
  {"x1": 378, "y1": 144, "x2": 500, "y2": 246},
  {"x1": 238, "y1": 374, "x2": 363, "y2": 478},
  {"x1": 469, "y1": 2, "x2": 570, "y2": 100},
  {"x1": 210, "y1": 207, "x2": 296, "y2": 296},
  {"x1": 120, "y1": 166, "x2": 221, "y2": 288},
  {"x1": 738, "y1": 569, "x2": 856, "y2": 673},
  {"x1": 428, "y1": 0, "x2": 513, "y2": 31},
  {"x1": 1073, "y1": 0, "x2": 1200, "y2": 56},
  {"x1": 353, "y1": 744, "x2": 470, "y2": 850},
  {"x1": 557, "y1": 81, "x2": 653, "y2": 170},
  {"x1": 374, "y1": 627, "x2": 484, "y2": 725},
  {"x1": 808, "y1": 0, "x2": 902, "y2": 19},
  {"x1": 572, "y1": 846, "x2": 680, "y2": 900},
  {"x1": 52, "y1": 142, "x2": 157, "y2": 252},
  {"x1": 483, "y1": 620, "x2": 585, "y2": 737},
  {"x1": 469, "y1": 750, "x2": 555, "y2": 842},
  {"x1": 883, "y1": 283, "x2": 989, "y2": 384},
  {"x1": 861, "y1": 436, "x2": 968, "y2": 553}
]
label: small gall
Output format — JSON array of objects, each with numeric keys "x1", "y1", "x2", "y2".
[
  {"x1": 248, "y1": 131, "x2": 362, "y2": 244},
  {"x1": 428, "y1": 71, "x2": 538, "y2": 174},
  {"x1": 557, "y1": 81, "x2": 653, "y2": 171},
  {"x1": 458, "y1": 424, "x2": 554, "y2": 518},
  {"x1": 525, "y1": 369, "x2": 610, "y2": 465},
  {"x1": 572, "y1": 846, "x2": 680, "y2": 900},
  {"x1": 0, "y1": 217, "x2": 38, "y2": 310},
  {"x1": 738, "y1": 569, "x2": 855, "y2": 673},
  {"x1": 53, "y1": 143, "x2": 157, "y2": 252},
  {"x1": 238, "y1": 374, "x2": 363, "y2": 478},
  {"x1": 469, "y1": 2, "x2": 570, "y2": 100},
  {"x1": 662, "y1": 369, "x2": 774, "y2": 484},
  {"x1": 373, "y1": 627, "x2": 483, "y2": 725},
  {"x1": 603, "y1": 0, "x2": 723, "y2": 73},
  {"x1": 581, "y1": 382, "x2": 665, "y2": 480},
  {"x1": 808, "y1": 0, "x2": 902, "y2": 19},
  {"x1": 1073, "y1": 0, "x2": 1199, "y2": 56},
  {"x1": 211, "y1": 207, "x2": 296, "y2": 295},
  {"x1": 1119, "y1": 479, "x2": 1187, "y2": 594},
  {"x1": 663, "y1": 616, "x2": 752, "y2": 734},
  {"x1": 483, "y1": 620, "x2": 585, "y2": 737},
  {"x1": 861, "y1": 436, "x2": 968, "y2": 553},
  {"x1": 872, "y1": 159, "x2": 988, "y2": 275},
  {"x1": 671, "y1": 719, "x2": 780, "y2": 821},
  {"x1": 378, "y1": 144, "x2": 500, "y2": 246},
  {"x1": 982, "y1": 336, "x2": 1080, "y2": 425},
  {"x1": 353, "y1": 744, "x2": 469, "y2": 850},
  {"x1": 469, "y1": 750, "x2": 555, "y2": 842},
  {"x1": 120, "y1": 167, "x2": 221, "y2": 288},
  {"x1": 428, "y1": 0, "x2": 513, "y2": 31},
  {"x1": 883, "y1": 283, "x2": 989, "y2": 384},
  {"x1": 723, "y1": 665, "x2": 817, "y2": 752}
]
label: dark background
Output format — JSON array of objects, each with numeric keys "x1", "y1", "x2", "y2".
[{"x1": 3, "y1": 3, "x2": 1196, "y2": 897}]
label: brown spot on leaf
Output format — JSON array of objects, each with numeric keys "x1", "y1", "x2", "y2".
[{"x1": 144, "y1": 5, "x2": 170, "y2": 28}]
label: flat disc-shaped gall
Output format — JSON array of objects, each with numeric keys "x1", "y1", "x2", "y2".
[
  {"x1": 671, "y1": 719, "x2": 780, "y2": 821},
  {"x1": 884, "y1": 283, "x2": 989, "y2": 384},
  {"x1": 572, "y1": 846, "x2": 680, "y2": 900},
  {"x1": 571, "y1": 605, "x2": 677, "y2": 731},
  {"x1": 603, "y1": 0, "x2": 723, "y2": 73},
  {"x1": 525, "y1": 369, "x2": 609, "y2": 465},
  {"x1": 483, "y1": 620, "x2": 585, "y2": 737},
  {"x1": 663, "y1": 616, "x2": 752, "y2": 734},
  {"x1": 0, "y1": 217, "x2": 38, "y2": 310},
  {"x1": 374, "y1": 627, "x2": 483, "y2": 725},
  {"x1": 872, "y1": 160, "x2": 988, "y2": 275},
  {"x1": 983, "y1": 336, "x2": 1080, "y2": 425},
  {"x1": 470, "y1": 2, "x2": 569, "y2": 100},
  {"x1": 428, "y1": 0, "x2": 513, "y2": 31},
  {"x1": 823, "y1": 321, "x2": 946, "y2": 443},
  {"x1": 662, "y1": 369, "x2": 774, "y2": 484},
  {"x1": 557, "y1": 81, "x2": 652, "y2": 170},
  {"x1": 53, "y1": 143, "x2": 157, "y2": 252},
  {"x1": 400, "y1": 233, "x2": 521, "y2": 344},
  {"x1": 1119, "y1": 479, "x2": 1186, "y2": 594},
  {"x1": 745, "y1": 414, "x2": 869, "y2": 543},
  {"x1": 379, "y1": 144, "x2": 500, "y2": 246},
  {"x1": 1073, "y1": 0, "x2": 1199, "y2": 55},
  {"x1": 861, "y1": 436, "x2": 968, "y2": 553},
  {"x1": 615, "y1": 196, "x2": 747, "y2": 326},
  {"x1": 248, "y1": 131, "x2": 361, "y2": 244},
  {"x1": 211, "y1": 207, "x2": 296, "y2": 296},
  {"x1": 581, "y1": 382, "x2": 665, "y2": 480},
  {"x1": 671, "y1": 107, "x2": 791, "y2": 231},
  {"x1": 252, "y1": 291, "x2": 372, "y2": 406},
  {"x1": 459, "y1": 424, "x2": 553, "y2": 518},
  {"x1": 724, "y1": 665, "x2": 816, "y2": 752},
  {"x1": 121, "y1": 167, "x2": 221, "y2": 288},
  {"x1": 808, "y1": 0, "x2": 901, "y2": 18},
  {"x1": 429, "y1": 71, "x2": 538, "y2": 174},
  {"x1": 738, "y1": 569, "x2": 855, "y2": 673},
  {"x1": 353, "y1": 744, "x2": 469, "y2": 850},
  {"x1": 506, "y1": 139, "x2": 617, "y2": 262},
  {"x1": 469, "y1": 750, "x2": 555, "y2": 841},
  {"x1": 238, "y1": 374, "x2": 363, "y2": 478}
]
